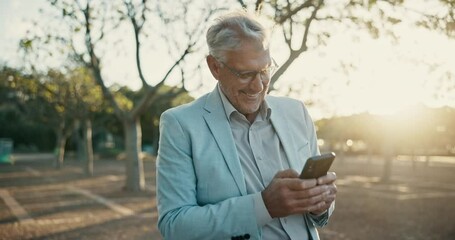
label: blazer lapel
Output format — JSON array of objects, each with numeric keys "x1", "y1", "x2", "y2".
[
  {"x1": 202, "y1": 88, "x2": 247, "y2": 196},
  {"x1": 268, "y1": 99, "x2": 299, "y2": 170}
]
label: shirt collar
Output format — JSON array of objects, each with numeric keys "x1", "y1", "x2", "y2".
[{"x1": 217, "y1": 83, "x2": 272, "y2": 122}]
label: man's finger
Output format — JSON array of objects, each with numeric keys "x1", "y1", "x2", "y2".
[
  {"x1": 317, "y1": 172, "x2": 337, "y2": 185},
  {"x1": 282, "y1": 178, "x2": 317, "y2": 190},
  {"x1": 274, "y1": 169, "x2": 300, "y2": 179}
]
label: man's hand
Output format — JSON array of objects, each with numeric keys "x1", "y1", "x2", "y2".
[
  {"x1": 262, "y1": 169, "x2": 336, "y2": 218},
  {"x1": 310, "y1": 172, "x2": 337, "y2": 215}
]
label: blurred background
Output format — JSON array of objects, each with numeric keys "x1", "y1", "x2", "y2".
[{"x1": 0, "y1": 0, "x2": 454, "y2": 239}]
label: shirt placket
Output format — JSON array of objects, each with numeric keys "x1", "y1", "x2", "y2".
[{"x1": 249, "y1": 122, "x2": 273, "y2": 186}]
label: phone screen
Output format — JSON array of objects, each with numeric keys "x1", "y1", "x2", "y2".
[{"x1": 299, "y1": 152, "x2": 336, "y2": 179}]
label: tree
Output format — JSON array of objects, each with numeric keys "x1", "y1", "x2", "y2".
[
  {"x1": 233, "y1": 0, "x2": 455, "y2": 89},
  {"x1": 66, "y1": 67, "x2": 104, "y2": 176},
  {"x1": 236, "y1": 0, "x2": 454, "y2": 182},
  {"x1": 21, "y1": 0, "x2": 218, "y2": 191},
  {"x1": 1, "y1": 65, "x2": 104, "y2": 170},
  {"x1": 0, "y1": 66, "x2": 55, "y2": 152},
  {"x1": 19, "y1": 0, "x2": 454, "y2": 189},
  {"x1": 33, "y1": 69, "x2": 103, "y2": 170},
  {"x1": 5, "y1": 68, "x2": 78, "y2": 168}
]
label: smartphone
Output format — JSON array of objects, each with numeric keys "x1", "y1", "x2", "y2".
[{"x1": 299, "y1": 152, "x2": 336, "y2": 179}]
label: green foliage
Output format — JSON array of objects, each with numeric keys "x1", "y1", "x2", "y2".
[
  {"x1": 19, "y1": 39, "x2": 33, "y2": 51},
  {"x1": 1, "y1": 64, "x2": 193, "y2": 153},
  {"x1": 0, "y1": 65, "x2": 107, "y2": 151},
  {"x1": 0, "y1": 105, "x2": 55, "y2": 152}
]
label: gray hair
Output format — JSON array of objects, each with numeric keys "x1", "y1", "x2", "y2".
[{"x1": 206, "y1": 11, "x2": 269, "y2": 62}]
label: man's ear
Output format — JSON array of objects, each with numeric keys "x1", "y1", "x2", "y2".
[{"x1": 206, "y1": 55, "x2": 221, "y2": 81}]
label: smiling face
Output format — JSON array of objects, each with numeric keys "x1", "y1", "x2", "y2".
[{"x1": 207, "y1": 41, "x2": 271, "y2": 122}]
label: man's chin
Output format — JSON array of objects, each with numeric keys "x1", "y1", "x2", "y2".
[{"x1": 238, "y1": 106, "x2": 260, "y2": 115}]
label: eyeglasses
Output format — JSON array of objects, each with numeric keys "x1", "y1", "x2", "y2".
[{"x1": 216, "y1": 57, "x2": 278, "y2": 84}]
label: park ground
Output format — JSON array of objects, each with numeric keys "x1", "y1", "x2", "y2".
[{"x1": 0, "y1": 153, "x2": 454, "y2": 240}]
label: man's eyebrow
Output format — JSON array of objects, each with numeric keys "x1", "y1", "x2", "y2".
[{"x1": 239, "y1": 62, "x2": 273, "y2": 73}]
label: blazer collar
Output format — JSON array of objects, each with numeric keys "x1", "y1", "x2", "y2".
[
  {"x1": 203, "y1": 87, "x2": 247, "y2": 195},
  {"x1": 267, "y1": 97, "x2": 299, "y2": 170},
  {"x1": 202, "y1": 89, "x2": 299, "y2": 194}
]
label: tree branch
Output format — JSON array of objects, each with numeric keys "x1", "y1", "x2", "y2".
[
  {"x1": 130, "y1": 4, "x2": 216, "y2": 118},
  {"x1": 255, "y1": 0, "x2": 264, "y2": 12},
  {"x1": 131, "y1": 44, "x2": 193, "y2": 118},
  {"x1": 270, "y1": 0, "x2": 323, "y2": 89},
  {"x1": 82, "y1": 1, "x2": 124, "y2": 118},
  {"x1": 124, "y1": 0, "x2": 149, "y2": 87},
  {"x1": 275, "y1": 0, "x2": 313, "y2": 24},
  {"x1": 237, "y1": 0, "x2": 247, "y2": 9},
  {"x1": 299, "y1": 0, "x2": 322, "y2": 52}
]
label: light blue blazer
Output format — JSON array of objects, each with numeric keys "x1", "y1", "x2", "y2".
[{"x1": 157, "y1": 87, "x2": 334, "y2": 240}]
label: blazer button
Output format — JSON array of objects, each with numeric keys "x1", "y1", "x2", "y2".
[{"x1": 244, "y1": 234, "x2": 250, "y2": 239}]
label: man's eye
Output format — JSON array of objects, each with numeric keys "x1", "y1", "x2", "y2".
[{"x1": 239, "y1": 72, "x2": 257, "y2": 79}]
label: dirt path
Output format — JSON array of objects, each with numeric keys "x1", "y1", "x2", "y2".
[
  {"x1": 0, "y1": 154, "x2": 161, "y2": 240},
  {"x1": 1, "y1": 154, "x2": 454, "y2": 239}
]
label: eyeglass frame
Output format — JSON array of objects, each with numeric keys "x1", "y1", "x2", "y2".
[{"x1": 214, "y1": 56, "x2": 279, "y2": 84}]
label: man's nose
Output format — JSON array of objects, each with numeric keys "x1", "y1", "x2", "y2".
[{"x1": 249, "y1": 73, "x2": 264, "y2": 92}]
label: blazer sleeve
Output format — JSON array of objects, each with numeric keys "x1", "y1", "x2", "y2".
[
  {"x1": 300, "y1": 101, "x2": 335, "y2": 226},
  {"x1": 301, "y1": 101, "x2": 320, "y2": 156},
  {"x1": 156, "y1": 110, "x2": 260, "y2": 240}
]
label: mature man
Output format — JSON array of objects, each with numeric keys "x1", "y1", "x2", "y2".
[{"x1": 156, "y1": 11, "x2": 337, "y2": 240}]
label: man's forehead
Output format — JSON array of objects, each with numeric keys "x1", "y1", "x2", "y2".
[
  {"x1": 225, "y1": 42, "x2": 269, "y2": 57},
  {"x1": 225, "y1": 48, "x2": 270, "y2": 64}
]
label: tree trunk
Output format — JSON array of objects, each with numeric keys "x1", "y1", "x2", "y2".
[
  {"x1": 74, "y1": 120, "x2": 85, "y2": 162},
  {"x1": 84, "y1": 119, "x2": 94, "y2": 176},
  {"x1": 123, "y1": 117, "x2": 145, "y2": 191},
  {"x1": 55, "y1": 133, "x2": 66, "y2": 169},
  {"x1": 381, "y1": 142, "x2": 394, "y2": 183},
  {"x1": 424, "y1": 155, "x2": 430, "y2": 167},
  {"x1": 367, "y1": 147, "x2": 373, "y2": 165},
  {"x1": 151, "y1": 119, "x2": 160, "y2": 156},
  {"x1": 382, "y1": 155, "x2": 392, "y2": 183}
]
